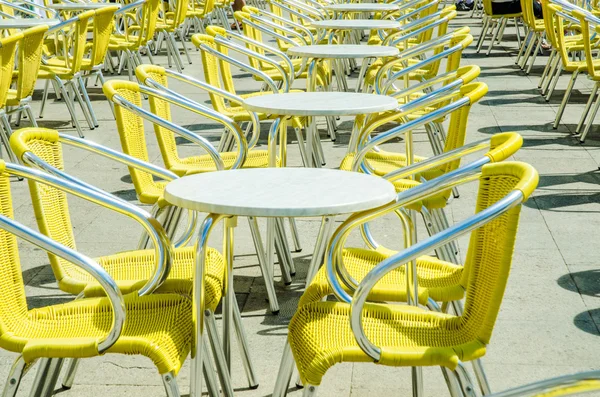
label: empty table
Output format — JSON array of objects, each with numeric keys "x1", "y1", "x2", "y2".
[
  {"x1": 0, "y1": 18, "x2": 60, "y2": 29},
  {"x1": 243, "y1": 92, "x2": 397, "y2": 167},
  {"x1": 164, "y1": 167, "x2": 396, "y2": 392},
  {"x1": 287, "y1": 44, "x2": 399, "y2": 91}
]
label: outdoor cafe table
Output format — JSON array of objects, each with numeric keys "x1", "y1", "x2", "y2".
[
  {"x1": 164, "y1": 168, "x2": 397, "y2": 390},
  {"x1": 242, "y1": 91, "x2": 398, "y2": 167},
  {"x1": 287, "y1": 44, "x2": 399, "y2": 91},
  {"x1": 0, "y1": 18, "x2": 60, "y2": 29}
]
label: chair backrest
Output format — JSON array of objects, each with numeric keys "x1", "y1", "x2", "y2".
[
  {"x1": 102, "y1": 80, "x2": 164, "y2": 205},
  {"x1": 66, "y1": 10, "x2": 95, "y2": 74},
  {"x1": 573, "y1": 9, "x2": 600, "y2": 79},
  {"x1": 89, "y1": 6, "x2": 119, "y2": 67},
  {"x1": 129, "y1": 0, "x2": 161, "y2": 47},
  {"x1": 0, "y1": 32, "x2": 22, "y2": 110},
  {"x1": 13, "y1": 25, "x2": 48, "y2": 102},
  {"x1": 191, "y1": 33, "x2": 235, "y2": 114},
  {"x1": 458, "y1": 161, "x2": 538, "y2": 344},
  {"x1": 0, "y1": 160, "x2": 30, "y2": 341},
  {"x1": 546, "y1": 4, "x2": 572, "y2": 69},
  {"x1": 7, "y1": 128, "x2": 84, "y2": 294},
  {"x1": 171, "y1": 0, "x2": 190, "y2": 28},
  {"x1": 133, "y1": 65, "x2": 182, "y2": 173}
]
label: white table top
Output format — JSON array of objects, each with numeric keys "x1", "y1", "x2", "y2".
[
  {"x1": 325, "y1": 3, "x2": 399, "y2": 12},
  {"x1": 0, "y1": 18, "x2": 60, "y2": 29},
  {"x1": 242, "y1": 92, "x2": 397, "y2": 117},
  {"x1": 164, "y1": 168, "x2": 396, "y2": 217},
  {"x1": 311, "y1": 19, "x2": 401, "y2": 30},
  {"x1": 48, "y1": 3, "x2": 121, "y2": 10},
  {"x1": 288, "y1": 44, "x2": 398, "y2": 59}
]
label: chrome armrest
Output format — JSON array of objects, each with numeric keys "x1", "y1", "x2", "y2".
[
  {"x1": 6, "y1": 162, "x2": 173, "y2": 297},
  {"x1": 0, "y1": 211, "x2": 125, "y2": 353},
  {"x1": 197, "y1": 41, "x2": 280, "y2": 93},
  {"x1": 248, "y1": 14, "x2": 310, "y2": 47},
  {"x1": 0, "y1": 0, "x2": 45, "y2": 17},
  {"x1": 151, "y1": 69, "x2": 262, "y2": 149},
  {"x1": 110, "y1": 89, "x2": 226, "y2": 171},
  {"x1": 486, "y1": 371, "x2": 600, "y2": 397},
  {"x1": 213, "y1": 34, "x2": 292, "y2": 92},
  {"x1": 116, "y1": 0, "x2": 146, "y2": 15},
  {"x1": 260, "y1": 3, "x2": 316, "y2": 43}
]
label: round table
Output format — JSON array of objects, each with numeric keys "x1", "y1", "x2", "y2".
[
  {"x1": 165, "y1": 168, "x2": 396, "y2": 391},
  {"x1": 324, "y1": 3, "x2": 400, "y2": 12},
  {"x1": 287, "y1": 44, "x2": 399, "y2": 91},
  {"x1": 0, "y1": 18, "x2": 60, "y2": 29},
  {"x1": 243, "y1": 92, "x2": 398, "y2": 167}
]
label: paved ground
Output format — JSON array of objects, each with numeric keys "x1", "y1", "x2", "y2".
[{"x1": 1, "y1": 9, "x2": 599, "y2": 397}]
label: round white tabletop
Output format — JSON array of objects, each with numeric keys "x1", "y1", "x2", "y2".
[
  {"x1": 311, "y1": 19, "x2": 401, "y2": 30},
  {"x1": 0, "y1": 18, "x2": 60, "y2": 29},
  {"x1": 288, "y1": 44, "x2": 399, "y2": 59},
  {"x1": 242, "y1": 92, "x2": 397, "y2": 117},
  {"x1": 325, "y1": 3, "x2": 399, "y2": 12},
  {"x1": 165, "y1": 168, "x2": 396, "y2": 217},
  {"x1": 48, "y1": 3, "x2": 121, "y2": 10}
]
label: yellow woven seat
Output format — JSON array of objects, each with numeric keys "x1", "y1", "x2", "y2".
[
  {"x1": 300, "y1": 248, "x2": 464, "y2": 307},
  {"x1": 289, "y1": 301, "x2": 484, "y2": 386},
  {"x1": 12, "y1": 293, "x2": 192, "y2": 375}
]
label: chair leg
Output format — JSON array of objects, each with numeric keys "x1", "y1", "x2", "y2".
[
  {"x1": 232, "y1": 298, "x2": 259, "y2": 389},
  {"x1": 486, "y1": 19, "x2": 502, "y2": 56},
  {"x1": 553, "y1": 70, "x2": 579, "y2": 129},
  {"x1": 275, "y1": 217, "x2": 296, "y2": 276},
  {"x1": 476, "y1": 16, "x2": 490, "y2": 52},
  {"x1": 201, "y1": 342, "x2": 221, "y2": 397},
  {"x1": 441, "y1": 366, "x2": 463, "y2": 397},
  {"x1": 472, "y1": 358, "x2": 492, "y2": 395},
  {"x1": 2, "y1": 356, "x2": 27, "y2": 397},
  {"x1": 61, "y1": 358, "x2": 80, "y2": 389},
  {"x1": 24, "y1": 105, "x2": 38, "y2": 128},
  {"x1": 77, "y1": 76, "x2": 99, "y2": 128},
  {"x1": 247, "y1": 216, "x2": 279, "y2": 314},
  {"x1": 580, "y1": 90, "x2": 600, "y2": 142},
  {"x1": 72, "y1": 79, "x2": 95, "y2": 130},
  {"x1": 545, "y1": 64, "x2": 562, "y2": 100},
  {"x1": 177, "y1": 29, "x2": 193, "y2": 65},
  {"x1": 526, "y1": 34, "x2": 543, "y2": 75},
  {"x1": 538, "y1": 50, "x2": 556, "y2": 89},
  {"x1": 303, "y1": 385, "x2": 318, "y2": 397},
  {"x1": 288, "y1": 218, "x2": 302, "y2": 252},
  {"x1": 39, "y1": 80, "x2": 51, "y2": 118},
  {"x1": 519, "y1": 34, "x2": 537, "y2": 69},
  {"x1": 162, "y1": 372, "x2": 181, "y2": 397},
  {"x1": 0, "y1": 116, "x2": 17, "y2": 164},
  {"x1": 515, "y1": 29, "x2": 532, "y2": 66},
  {"x1": 576, "y1": 83, "x2": 599, "y2": 133},
  {"x1": 55, "y1": 78, "x2": 85, "y2": 138},
  {"x1": 29, "y1": 358, "x2": 64, "y2": 397},
  {"x1": 454, "y1": 362, "x2": 478, "y2": 397},
  {"x1": 205, "y1": 310, "x2": 235, "y2": 397}
]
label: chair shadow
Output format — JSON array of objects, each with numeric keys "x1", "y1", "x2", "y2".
[
  {"x1": 557, "y1": 269, "x2": 600, "y2": 298},
  {"x1": 573, "y1": 309, "x2": 600, "y2": 336}
]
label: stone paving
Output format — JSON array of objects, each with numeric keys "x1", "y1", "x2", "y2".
[{"x1": 1, "y1": 9, "x2": 600, "y2": 397}]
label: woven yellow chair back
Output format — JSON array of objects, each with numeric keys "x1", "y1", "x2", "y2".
[
  {"x1": 233, "y1": 11, "x2": 271, "y2": 70},
  {"x1": 172, "y1": 0, "x2": 191, "y2": 28},
  {"x1": 519, "y1": 0, "x2": 536, "y2": 29},
  {"x1": 141, "y1": 0, "x2": 161, "y2": 46},
  {"x1": 134, "y1": 65, "x2": 181, "y2": 173},
  {"x1": 189, "y1": 0, "x2": 215, "y2": 18},
  {"x1": 191, "y1": 33, "x2": 235, "y2": 114},
  {"x1": 7, "y1": 128, "x2": 85, "y2": 294},
  {"x1": 64, "y1": 10, "x2": 95, "y2": 74},
  {"x1": 573, "y1": 10, "x2": 600, "y2": 79},
  {"x1": 0, "y1": 4, "x2": 19, "y2": 36},
  {"x1": 14, "y1": 25, "x2": 48, "y2": 103},
  {"x1": 0, "y1": 160, "x2": 30, "y2": 340},
  {"x1": 547, "y1": 5, "x2": 572, "y2": 69},
  {"x1": 89, "y1": 6, "x2": 119, "y2": 67},
  {"x1": 102, "y1": 80, "x2": 163, "y2": 205},
  {"x1": 458, "y1": 162, "x2": 538, "y2": 344},
  {"x1": 0, "y1": 32, "x2": 22, "y2": 109}
]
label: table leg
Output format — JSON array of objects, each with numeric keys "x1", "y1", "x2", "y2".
[
  {"x1": 306, "y1": 116, "x2": 314, "y2": 168},
  {"x1": 222, "y1": 216, "x2": 236, "y2": 372},
  {"x1": 191, "y1": 213, "x2": 224, "y2": 397},
  {"x1": 306, "y1": 216, "x2": 336, "y2": 284},
  {"x1": 248, "y1": 216, "x2": 279, "y2": 314}
]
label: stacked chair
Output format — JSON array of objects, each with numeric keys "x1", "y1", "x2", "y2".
[{"x1": 0, "y1": 0, "x2": 552, "y2": 396}]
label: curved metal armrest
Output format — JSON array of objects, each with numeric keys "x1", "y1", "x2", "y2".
[
  {"x1": 46, "y1": 13, "x2": 80, "y2": 34},
  {"x1": 110, "y1": 88, "x2": 227, "y2": 171},
  {"x1": 248, "y1": 14, "x2": 310, "y2": 47},
  {"x1": 148, "y1": 69, "x2": 262, "y2": 149},
  {"x1": 383, "y1": 11, "x2": 448, "y2": 46},
  {"x1": 278, "y1": 0, "x2": 326, "y2": 19},
  {"x1": 349, "y1": 187, "x2": 525, "y2": 361},
  {"x1": 213, "y1": 35, "x2": 291, "y2": 92},
  {"x1": 116, "y1": 0, "x2": 145, "y2": 15},
  {"x1": 261, "y1": 3, "x2": 316, "y2": 42},
  {"x1": 197, "y1": 41, "x2": 280, "y2": 93},
  {"x1": 0, "y1": 211, "x2": 125, "y2": 353},
  {"x1": 487, "y1": 370, "x2": 600, "y2": 397},
  {"x1": 351, "y1": 93, "x2": 469, "y2": 173},
  {"x1": 0, "y1": 0, "x2": 46, "y2": 17},
  {"x1": 6, "y1": 162, "x2": 173, "y2": 297}
]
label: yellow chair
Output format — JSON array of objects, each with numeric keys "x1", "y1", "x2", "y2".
[
  {"x1": 0, "y1": 32, "x2": 23, "y2": 164},
  {"x1": 108, "y1": 0, "x2": 160, "y2": 80},
  {"x1": 185, "y1": 0, "x2": 215, "y2": 33},
  {"x1": 476, "y1": 0, "x2": 523, "y2": 55},
  {"x1": 273, "y1": 161, "x2": 539, "y2": 397},
  {"x1": 515, "y1": 0, "x2": 546, "y2": 74},
  {"x1": 37, "y1": 10, "x2": 96, "y2": 138},
  {"x1": 8, "y1": 127, "x2": 241, "y2": 395},
  {"x1": 0, "y1": 160, "x2": 192, "y2": 397},
  {"x1": 134, "y1": 66, "x2": 273, "y2": 175},
  {"x1": 41, "y1": 6, "x2": 119, "y2": 125},
  {"x1": 6, "y1": 25, "x2": 48, "y2": 131},
  {"x1": 155, "y1": 0, "x2": 192, "y2": 72}
]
